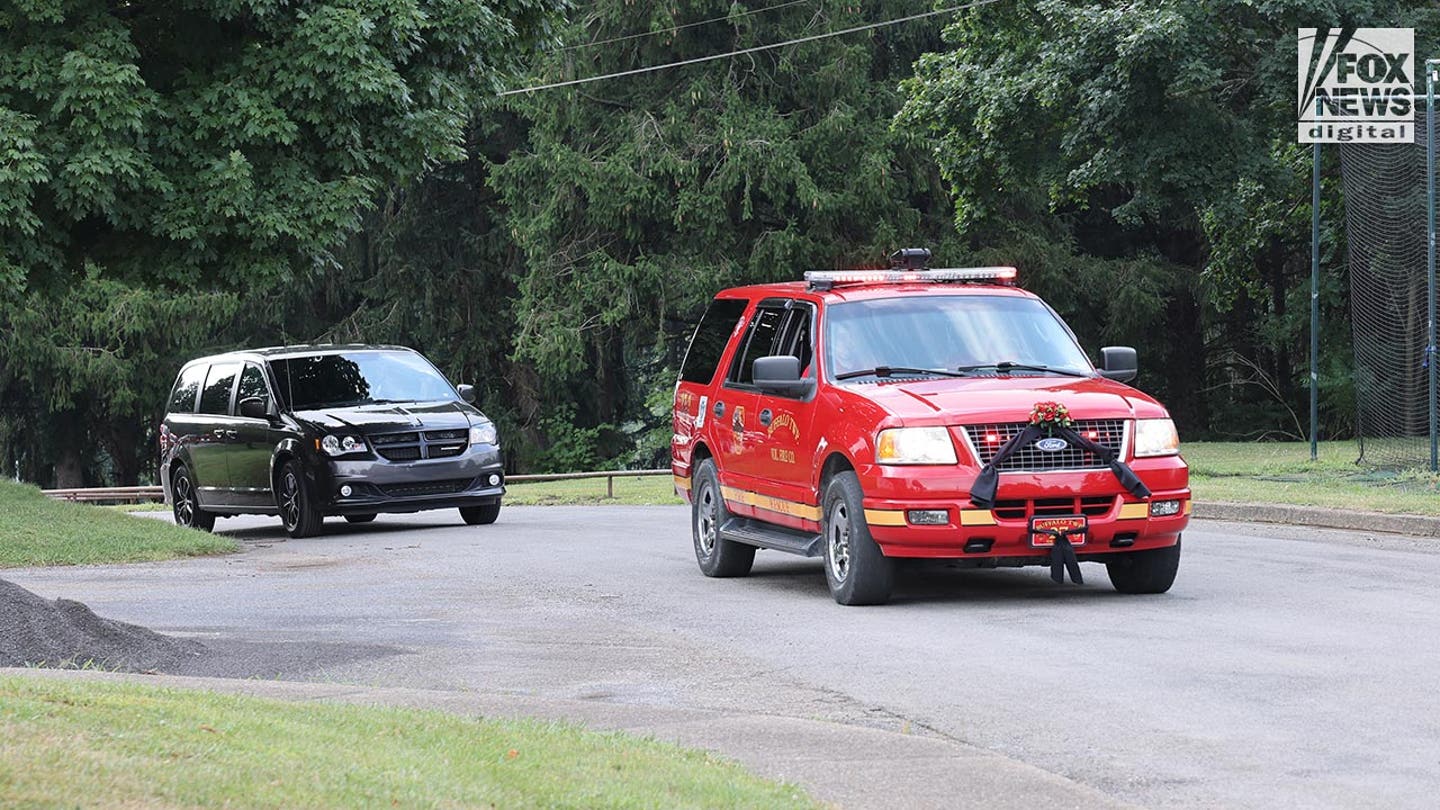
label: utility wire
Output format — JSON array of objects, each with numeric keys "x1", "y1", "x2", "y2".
[
  {"x1": 559, "y1": 0, "x2": 814, "y2": 51},
  {"x1": 502, "y1": 0, "x2": 1003, "y2": 96}
]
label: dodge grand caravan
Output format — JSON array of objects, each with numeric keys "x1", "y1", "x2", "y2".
[{"x1": 160, "y1": 345, "x2": 504, "y2": 537}]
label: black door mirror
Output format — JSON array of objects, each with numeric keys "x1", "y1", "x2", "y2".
[
  {"x1": 456, "y1": 384, "x2": 477, "y2": 404},
  {"x1": 238, "y1": 396, "x2": 271, "y2": 420},
  {"x1": 753, "y1": 355, "x2": 813, "y2": 396},
  {"x1": 1097, "y1": 346, "x2": 1138, "y2": 383}
]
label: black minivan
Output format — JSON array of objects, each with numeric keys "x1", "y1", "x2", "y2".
[{"x1": 160, "y1": 345, "x2": 504, "y2": 537}]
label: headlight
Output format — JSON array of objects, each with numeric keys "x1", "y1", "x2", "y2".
[
  {"x1": 876, "y1": 427, "x2": 957, "y2": 465},
  {"x1": 1133, "y1": 418, "x2": 1180, "y2": 458},
  {"x1": 320, "y1": 434, "x2": 366, "y2": 456},
  {"x1": 469, "y1": 423, "x2": 499, "y2": 446}
]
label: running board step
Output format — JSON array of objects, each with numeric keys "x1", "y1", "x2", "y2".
[{"x1": 719, "y1": 518, "x2": 823, "y2": 557}]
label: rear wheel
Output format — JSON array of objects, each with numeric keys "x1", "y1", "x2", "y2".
[
  {"x1": 1106, "y1": 537, "x2": 1181, "y2": 594},
  {"x1": 278, "y1": 460, "x2": 324, "y2": 538},
  {"x1": 344, "y1": 514, "x2": 377, "y2": 524},
  {"x1": 170, "y1": 465, "x2": 215, "y2": 532},
  {"x1": 822, "y1": 472, "x2": 893, "y2": 606},
  {"x1": 691, "y1": 459, "x2": 755, "y2": 577},
  {"x1": 460, "y1": 503, "x2": 501, "y2": 525}
]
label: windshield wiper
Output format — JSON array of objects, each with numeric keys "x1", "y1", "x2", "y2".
[
  {"x1": 955, "y1": 361, "x2": 1092, "y2": 378},
  {"x1": 835, "y1": 366, "x2": 969, "y2": 381}
]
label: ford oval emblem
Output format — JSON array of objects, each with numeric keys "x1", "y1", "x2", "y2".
[{"x1": 1035, "y1": 437, "x2": 1069, "y2": 452}]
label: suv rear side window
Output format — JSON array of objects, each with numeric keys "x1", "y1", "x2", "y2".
[
  {"x1": 168, "y1": 365, "x2": 206, "y2": 413},
  {"x1": 199, "y1": 363, "x2": 240, "y2": 415},
  {"x1": 680, "y1": 298, "x2": 748, "y2": 384},
  {"x1": 727, "y1": 306, "x2": 786, "y2": 385}
]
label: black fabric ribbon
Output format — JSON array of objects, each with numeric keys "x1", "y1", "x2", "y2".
[
  {"x1": 968, "y1": 423, "x2": 1152, "y2": 509},
  {"x1": 1032, "y1": 525, "x2": 1085, "y2": 584}
]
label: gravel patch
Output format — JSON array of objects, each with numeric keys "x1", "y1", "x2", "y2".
[{"x1": 0, "y1": 578, "x2": 204, "y2": 671}]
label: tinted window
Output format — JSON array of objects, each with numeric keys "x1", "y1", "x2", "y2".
[
  {"x1": 237, "y1": 364, "x2": 270, "y2": 405},
  {"x1": 167, "y1": 365, "x2": 206, "y2": 413},
  {"x1": 271, "y1": 351, "x2": 455, "y2": 410},
  {"x1": 728, "y1": 307, "x2": 785, "y2": 385},
  {"x1": 824, "y1": 295, "x2": 1092, "y2": 379},
  {"x1": 198, "y1": 363, "x2": 240, "y2": 415},
  {"x1": 680, "y1": 298, "x2": 748, "y2": 384}
]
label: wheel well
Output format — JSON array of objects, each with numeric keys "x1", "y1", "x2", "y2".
[
  {"x1": 818, "y1": 452, "x2": 854, "y2": 492},
  {"x1": 691, "y1": 441, "x2": 713, "y2": 468}
]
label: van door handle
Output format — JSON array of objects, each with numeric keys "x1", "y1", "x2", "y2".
[
  {"x1": 759, "y1": 409, "x2": 773, "y2": 427},
  {"x1": 215, "y1": 429, "x2": 237, "y2": 440}
]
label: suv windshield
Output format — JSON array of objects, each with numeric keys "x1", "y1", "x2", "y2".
[
  {"x1": 271, "y1": 351, "x2": 456, "y2": 410},
  {"x1": 824, "y1": 295, "x2": 1093, "y2": 380}
]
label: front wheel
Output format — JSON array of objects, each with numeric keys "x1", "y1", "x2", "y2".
[
  {"x1": 1106, "y1": 537, "x2": 1181, "y2": 594},
  {"x1": 822, "y1": 472, "x2": 893, "y2": 606},
  {"x1": 171, "y1": 465, "x2": 216, "y2": 532},
  {"x1": 278, "y1": 460, "x2": 324, "y2": 538},
  {"x1": 460, "y1": 502, "x2": 501, "y2": 525}
]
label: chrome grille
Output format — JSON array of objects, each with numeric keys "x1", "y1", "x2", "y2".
[
  {"x1": 368, "y1": 428, "x2": 469, "y2": 462},
  {"x1": 964, "y1": 419, "x2": 1127, "y2": 471}
]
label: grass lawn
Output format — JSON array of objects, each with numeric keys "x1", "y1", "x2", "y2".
[
  {"x1": 0, "y1": 676, "x2": 812, "y2": 809},
  {"x1": 505, "y1": 474, "x2": 684, "y2": 506},
  {"x1": 0, "y1": 482, "x2": 234, "y2": 568},
  {"x1": 1185, "y1": 441, "x2": 1440, "y2": 516}
]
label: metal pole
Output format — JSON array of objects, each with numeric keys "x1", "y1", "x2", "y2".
[
  {"x1": 1428, "y1": 60, "x2": 1438, "y2": 472},
  {"x1": 1311, "y1": 96, "x2": 1321, "y2": 462}
]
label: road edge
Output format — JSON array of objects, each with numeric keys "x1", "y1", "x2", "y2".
[{"x1": 1193, "y1": 501, "x2": 1440, "y2": 538}]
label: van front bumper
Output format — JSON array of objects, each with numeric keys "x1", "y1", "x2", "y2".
[{"x1": 313, "y1": 445, "x2": 505, "y2": 516}]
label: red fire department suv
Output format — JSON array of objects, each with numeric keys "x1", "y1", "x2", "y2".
[{"x1": 670, "y1": 250, "x2": 1190, "y2": 605}]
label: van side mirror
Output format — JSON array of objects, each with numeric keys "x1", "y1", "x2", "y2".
[
  {"x1": 1098, "y1": 346, "x2": 1138, "y2": 383},
  {"x1": 238, "y1": 397, "x2": 271, "y2": 420},
  {"x1": 456, "y1": 384, "x2": 477, "y2": 404},
  {"x1": 753, "y1": 355, "x2": 813, "y2": 396}
]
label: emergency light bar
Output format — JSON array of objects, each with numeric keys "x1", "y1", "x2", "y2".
[{"x1": 804, "y1": 266, "x2": 1018, "y2": 291}]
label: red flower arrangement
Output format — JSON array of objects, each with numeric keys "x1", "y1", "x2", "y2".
[{"x1": 1028, "y1": 401, "x2": 1073, "y2": 431}]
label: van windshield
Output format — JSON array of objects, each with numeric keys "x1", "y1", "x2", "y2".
[
  {"x1": 824, "y1": 295, "x2": 1093, "y2": 380},
  {"x1": 270, "y1": 352, "x2": 456, "y2": 410}
]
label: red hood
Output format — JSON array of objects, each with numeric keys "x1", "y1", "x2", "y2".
[{"x1": 841, "y1": 375, "x2": 1169, "y2": 425}]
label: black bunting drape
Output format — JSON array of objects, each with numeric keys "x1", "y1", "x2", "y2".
[
  {"x1": 1033, "y1": 525, "x2": 1086, "y2": 584},
  {"x1": 968, "y1": 424, "x2": 1152, "y2": 509}
]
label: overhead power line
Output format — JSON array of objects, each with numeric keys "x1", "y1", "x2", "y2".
[
  {"x1": 502, "y1": 0, "x2": 1003, "y2": 96},
  {"x1": 560, "y1": 0, "x2": 814, "y2": 52}
]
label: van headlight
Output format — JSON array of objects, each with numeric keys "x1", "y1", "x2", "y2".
[
  {"x1": 320, "y1": 434, "x2": 366, "y2": 456},
  {"x1": 1133, "y1": 418, "x2": 1180, "y2": 458},
  {"x1": 469, "y1": 422, "x2": 499, "y2": 446},
  {"x1": 876, "y1": 427, "x2": 957, "y2": 465}
]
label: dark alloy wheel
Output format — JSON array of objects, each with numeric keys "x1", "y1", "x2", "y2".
[
  {"x1": 459, "y1": 503, "x2": 502, "y2": 525},
  {"x1": 278, "y1": 459, "x2": 324, "y2": 538},
  {"x1": 1107, "y1": 536, "x2": 1182, "y2": 594},
  {"x1": 822, "y1": 471, "x2": 893, "y2": 606},
  {"x1": 690, "y1": 459, "x2": 755, "y2": 578},
  {"x1": 344, "y1": 514, "x2": 377, "y2": 524},
  {"x1": 170, "y1": 465, "x2": 216, "y2": 532}
]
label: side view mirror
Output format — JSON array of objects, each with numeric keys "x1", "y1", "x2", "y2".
[
  {"x1": 1097, "y1": 346, "x2": 1138, "y2": 383},
  {"x1": 456, "y1": 384, "x2": 477, "y2": 404},
  {"x1": 753, "y1": 355, "x2": 814, "y2": 396},
  {"x1": 238, "y1": 396, "x2": 275, "y2": 420}
]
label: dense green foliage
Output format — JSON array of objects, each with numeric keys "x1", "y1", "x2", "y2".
[{"x1": 2, "y1": 1, "x2": 1437, "y2": 486}]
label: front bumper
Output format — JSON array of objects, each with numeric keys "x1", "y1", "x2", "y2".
[
  {"x1": 858, "y1": 457, "x2": 1189, "y2": 559},
  {"x1": 312, "y1": 445, "x2": 505, "y2": 516}
]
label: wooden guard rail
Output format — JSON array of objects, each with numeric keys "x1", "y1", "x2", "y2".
[{"x1": 41, "y1": 469, "x2": 672, "y2": 504}]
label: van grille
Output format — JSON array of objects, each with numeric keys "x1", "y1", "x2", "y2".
[
  {"x1": 368, "y1": 429, "x2": 469, "y2": 462},
  {"x1": 380, "y1": 478, "x2": 475, "y2": 498},
  {"x1": 963, "y1": 419, "x2": 1127, "y2": 471}
]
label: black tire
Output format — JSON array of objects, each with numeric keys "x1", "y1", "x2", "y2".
[
  {"x1": 822, "y1": 471, "x2": 893, "y2": 606},
  {"x1": 170, "y1": 465, "x2": 216, "y2": 532},
  {"x1": 277, "y1": 459, "x2": 324, "y2": 538},
  {"x1": 1107, "y1": 536, "x2": 1182, "y2": 594},
  {"x1": 344, "y1": 514, "x2": 377, "y2": 524},
  {"x1": 460, "y1": 503, "x2": 501, "y2": 525},
  {"x1": 690, "y1": 459, "x2": 756, "y2": 577}
]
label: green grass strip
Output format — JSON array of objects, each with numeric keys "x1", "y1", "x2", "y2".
[
  {"x1": 0, "y1": 676, "x2": 812, "y2": 809},
  {"x1": 0, "y1": 482, "x2": 234, "y2": 568}
]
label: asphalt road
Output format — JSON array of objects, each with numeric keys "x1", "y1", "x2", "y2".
[{"x1": 9, "y1": 506, "x2": 1440, "y2": 808}]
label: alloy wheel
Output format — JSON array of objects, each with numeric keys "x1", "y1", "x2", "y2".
[
  {"x1": 697, "y1": 481, "x2": 718, "y2": 558},
  {"x1": 281, "y1": 470, "x2": 301, "y2": 530},
  {"x1": 827, "y1": 500, "x2": 852, "y2": 583},
  {"x1": 174, "y1": 474, "x2": 195, "y2": 526}
]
